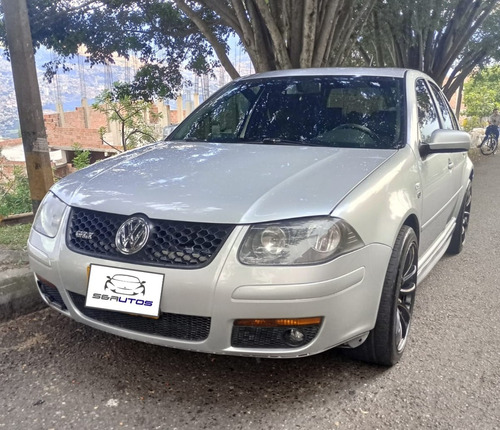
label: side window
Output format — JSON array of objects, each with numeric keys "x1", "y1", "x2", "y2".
[
  {"x1": 429, "y1": 82, "x2": 458, "y2": 130},
  {"x1": 416, "y1": 80, "x2": 441, "y2": 143}
]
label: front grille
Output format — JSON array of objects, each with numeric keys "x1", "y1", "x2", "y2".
[
  {"x1": 231, "y1": 325, "x2": 319, "y2": 349},
  {"x1": 38, "y1": 281, "x2": 67, "y2": 310},
  {"x1": 69, "y1": 292, "x2": 210, "y2": 341},
  {"x1": 66, "y1": 207, "x2": 234, "y2": 268}
]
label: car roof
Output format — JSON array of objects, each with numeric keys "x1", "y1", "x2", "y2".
[{"x1": 239, "y1": 67, "x2": 409, "y2": 81}]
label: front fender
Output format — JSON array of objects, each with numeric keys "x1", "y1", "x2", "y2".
[{"x1": 331, "y1": 147, "x2": 420, "y2": 250}]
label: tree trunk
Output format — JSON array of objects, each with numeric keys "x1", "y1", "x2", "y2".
[
  {"x1": 363, "y1": 0, "x2": 498, "y2": 99},
  {"x1": 178, "y1": 0, "x2": 373, "y2": 77},
  {"x1": 2, "y1": 0, "x2": 54, "y2": 213},
  {"x1": 174, "y1": 0, "x2": 241, "y2": 79}
]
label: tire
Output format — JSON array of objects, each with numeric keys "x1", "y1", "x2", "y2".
[
  {"x1": 344, "y1": 226, "x2": 418, "y2": 366},
  {"x1": 480, "y1": 135, "x2": 498, "y2": 155},
  {"x1": 447, "y1": 180, "x2": 472, "y2": 255}
]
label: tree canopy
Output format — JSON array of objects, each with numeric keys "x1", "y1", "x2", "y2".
[
  {"x1": 463, "y1": 65, "x2": 500, "y2": 118},
  {"x1": 175, "y1": 0, "x2": 377, "y2": 74},
  {"x1": 1, "y1": 0, "x2": 499, "y2": 100},
  {"x1": 1, "y1": 0, "x2": 228, "y2": 99},
  {"x1": 1, "y1": 0, "x2": 378, "y2": 98},
  {"x1": 356, "y1": 0, "x2": 500, "y2": 98}
]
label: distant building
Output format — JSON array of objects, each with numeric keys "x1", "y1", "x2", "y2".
[{"x1": 0, "y1": 98, "x2": 193, "y2": 181}]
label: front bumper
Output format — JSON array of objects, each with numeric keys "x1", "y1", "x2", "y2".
[{"x1": 28, "y1": 221, "x2": 391, "y2": 358}]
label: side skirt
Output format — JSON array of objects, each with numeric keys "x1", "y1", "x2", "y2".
[{"x1": 418, "y1": 218, "x2": 456, "y2": 283}]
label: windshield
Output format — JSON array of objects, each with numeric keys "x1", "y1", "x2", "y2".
[{"x1": 170, "y1": 76, "x2": 405, "y2": 149}]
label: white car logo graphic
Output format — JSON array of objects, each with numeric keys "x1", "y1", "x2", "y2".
[{"x1": 104, "y1": 274, "x2": 146, "y2": 296}]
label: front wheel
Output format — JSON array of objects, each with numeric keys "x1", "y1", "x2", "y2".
[
  {"x1": 344, "y1": 226, "x2": 418, "y2": 366},
  {"x1": 480, "y1": 135, "x2": 498, "y2": 155}
]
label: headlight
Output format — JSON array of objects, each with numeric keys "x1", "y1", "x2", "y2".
[
  {"x1": 239, "y1": 217, "x2": 364, "y2": 266},
  {"x1": 33, "y1": 192, "x2": 67, "y2": 238}
]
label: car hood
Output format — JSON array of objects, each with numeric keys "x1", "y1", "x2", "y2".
[{"x1": 53, "y1": 141, "x2": 396, "y2": 224}]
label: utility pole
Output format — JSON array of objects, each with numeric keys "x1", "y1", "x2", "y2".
[{"x1": 2, "y1": 0, "x2": 54, "y2": 213}]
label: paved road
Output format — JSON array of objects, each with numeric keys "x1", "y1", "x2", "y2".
[{"x1": 1, "y1": 152, "x2": 499, "y2": 430}]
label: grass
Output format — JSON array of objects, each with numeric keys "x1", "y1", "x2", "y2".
[{"x1": 0, "y1": 223, "x2": 32, "y2": 250}]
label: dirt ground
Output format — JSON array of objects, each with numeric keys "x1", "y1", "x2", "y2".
[{"x1": 0, "y1": 247, "x2": 29, "y2": 270}]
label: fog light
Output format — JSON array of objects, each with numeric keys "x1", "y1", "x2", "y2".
[
  {"x1": 231, "y1": 318, "x2": 322, "y2": 349},
  {"x1": 35, "y1": 274, "x2": 57, "y2": 289},
  {"x1": 283, "y1": 328, "x2": 306, "y2": 346}
]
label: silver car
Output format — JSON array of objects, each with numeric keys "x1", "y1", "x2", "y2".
[{"x1": 29, "y1": 68, "x2": 473, "y2": 365}]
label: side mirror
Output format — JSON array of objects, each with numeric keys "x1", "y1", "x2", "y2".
[{"x1": 420, "y1": 129, "x2": 471, "y2": 157}]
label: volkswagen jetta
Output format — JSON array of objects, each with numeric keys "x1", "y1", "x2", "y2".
[{"x1": 28, "y1": 68, "x2": 473, "y2": 365}]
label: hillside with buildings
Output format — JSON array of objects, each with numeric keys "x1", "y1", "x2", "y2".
[
  {"x1": 0, "y1": 51, "x2": 22, "y2": 138},
  {"x1": 0, "y1": 45, "x2": 252, "y2": 140},
  {"x1": 0, "y1": 49, "x2": 251, "y2": 181},
  {"x1": 0, "y1": 47, "x2": 131, "y2": 139}
]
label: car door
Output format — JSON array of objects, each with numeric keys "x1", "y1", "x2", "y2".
[
  {"x1": 415, "y1": 79, "x2": 457, "y2": 253},
  {"x1": 427, "y1": 81, "x2": 467, "y2": 203}
]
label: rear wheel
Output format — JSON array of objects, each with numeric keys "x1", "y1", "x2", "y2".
[
  {"x1": 447, "y1": 180, "x2": 472, "y2": 255},
  {"x1": 480, "y1": 135, "x2": 498, "y2": 155},
  {"x1": 344, "y1": 226, "x2": 418, "y2": 366}
]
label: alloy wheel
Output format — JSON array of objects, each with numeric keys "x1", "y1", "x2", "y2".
[
  {"x1": 460, "y1": 185, "x2": 472, "y2": 245},
  {"x1": 395, "y1": 241, "x2": 418, "y2": 352}
]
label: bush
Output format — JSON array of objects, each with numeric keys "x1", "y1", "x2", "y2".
[
  {"x1": 0, "y1": 167, "x2": 32, "y2": 216},
  {"x1": 72, "y1": 143, "x2": 91, "y2": 169},
  {"x1": 461, "y1": 116, "x2": 485, "y2": 132}
]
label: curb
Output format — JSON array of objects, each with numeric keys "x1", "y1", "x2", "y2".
[
  {"x1": 0, "y1": 268, "x2": 45, "y2": 322},
  {"x1": 0, "y1": 212, "x2": 34, "y2": 226}
]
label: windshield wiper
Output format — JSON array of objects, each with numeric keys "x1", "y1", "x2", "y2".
[
  {"x1": 260, "y1": 138, "x2": 330, "y2": 147},
  {"x1": 182, "y1": 137, "x2": 204, "y2": 142},
  {"x1": 262, "y1": 138, "x2": 308, "y2": 146}
]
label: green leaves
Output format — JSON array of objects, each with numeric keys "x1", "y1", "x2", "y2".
[
  {"x1": 4, "y1": 0, "x2": 228, "y2": 99},
  {"x1": 2, "y1": 0, "x2": 498, "y2": 104},
  {"x1": 464, "y1": 66, "x2": 500, "y2": 119},
  {"x1": 0, "y1": 167, "x2": 32, "y2": 217},
  {"x1": 92, "y1": 83, "x2": 161, "y2": 151},
  {"x1": 71, "y1": 144, "x2": 91, "y2": 170}
]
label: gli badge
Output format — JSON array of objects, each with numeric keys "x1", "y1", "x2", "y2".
[{"x1": 115, "y1": 216, "x2": 150, "y2": 255}]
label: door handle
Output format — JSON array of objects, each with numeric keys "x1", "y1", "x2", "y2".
[{"x1": 448, "y1": 159, "x2": 454, "y2": 169}]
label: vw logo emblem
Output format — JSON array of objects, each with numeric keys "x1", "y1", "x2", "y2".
[{"x1": 115, "y1": 216, "x2": 150, "y2": 255}]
